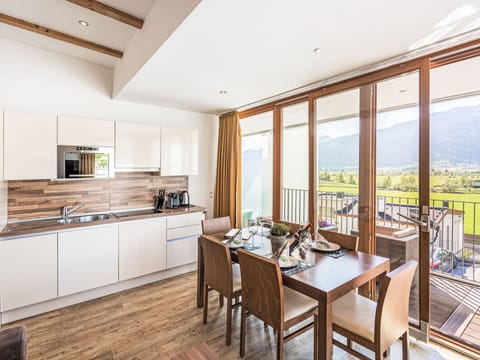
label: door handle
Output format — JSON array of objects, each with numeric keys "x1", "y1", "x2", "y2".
[{"x1": 397, "y1": 213, "x2": 429, "y2": 233}]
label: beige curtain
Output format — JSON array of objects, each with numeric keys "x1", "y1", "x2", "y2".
[{"x1": 214, "y1": 111, "x2": 242, "y2": 228}]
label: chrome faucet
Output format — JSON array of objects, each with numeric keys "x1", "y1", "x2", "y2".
[{"x1": 62, "y1": 204, "x2": 83, "y2": 220}]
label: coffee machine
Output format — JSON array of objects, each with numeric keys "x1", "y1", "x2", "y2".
[{"x1": 165, "y1": 192, "x2": 180, "y2": 209}]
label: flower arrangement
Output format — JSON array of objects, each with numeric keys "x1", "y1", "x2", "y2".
[{"x1": 318, "y1": 219, "x2": 331, "y2": 228}]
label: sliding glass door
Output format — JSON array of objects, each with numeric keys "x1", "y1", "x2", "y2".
[
  {"x1": 281, "y1": 101, "x2": 309, "y2": 223},
  {"x1": 375, "y1": 71, "x2": 420, "y2": 323},
  {"x1": 316, "y1": 89, "x2": 360, "y2": 234},
  {"x1": 241, "y1": 111, "x2": 273, "y2": 226},
  {"x1": 429, "y1": 55, "x2": 480, "y2": 349}
]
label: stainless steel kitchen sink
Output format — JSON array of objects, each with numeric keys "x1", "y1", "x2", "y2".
[{"x1": 56, "y1": 214, "x2": 112, "y2": 225}]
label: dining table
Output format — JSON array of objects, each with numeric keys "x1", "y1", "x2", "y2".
[{"x1": 196, "y1": 230, "x2": 390, "y2": 360}]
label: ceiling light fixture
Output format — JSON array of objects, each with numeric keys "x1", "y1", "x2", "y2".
[
  {"x1": 313, "y1": 48, "x2": 324, "y2": 54},
  {"x1": 219, "y1": 90, "x2": 227, "y2": 95},
  {"x1": 78, "y1": 20, "x2": 89, "y2": 27}
]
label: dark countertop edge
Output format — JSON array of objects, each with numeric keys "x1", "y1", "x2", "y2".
[{"x1": 0, "y1": 206, "x2": 207, "y2": 239}]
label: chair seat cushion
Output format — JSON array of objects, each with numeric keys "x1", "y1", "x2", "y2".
[
  {"x1": 283, "y1": 286, "x2": 317, "y2": 322},
  {"x1": 332, "y1": 292, "x2": 376, "y2": 342},
  {"x1": 233, "y1": 263, "x2": 242, "y2": 292}
]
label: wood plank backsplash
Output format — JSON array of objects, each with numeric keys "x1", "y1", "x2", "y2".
[{"x1": 8, "y1": 173, "x2": 188, "y2": 221}]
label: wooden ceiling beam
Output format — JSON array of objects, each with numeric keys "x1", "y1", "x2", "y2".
[
  {"x1": 0, "y1": 13, "x2": 123, "y2": 58},
  {"x1": 66, "y1": 0, "x2": 144, "y2": 29}
]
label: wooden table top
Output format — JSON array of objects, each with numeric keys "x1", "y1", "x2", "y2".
[{"x1": 202, "y1": 232, "x2": 390, "y2": 302}]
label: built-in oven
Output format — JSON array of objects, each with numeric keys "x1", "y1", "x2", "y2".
[{"x1": 57, "y1": 146, "x2": 114, "y2": 179}]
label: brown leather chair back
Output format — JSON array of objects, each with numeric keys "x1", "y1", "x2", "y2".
[
  {"x1": 201, "y1": 235, "x2": 233, "y2": 296},
  {"x1": 318, "y1": 229, "x2": 359, "y2": 251},
  {"x1": 202, "y1": 217, "x2": 231, "y2": 235},
  {"x1": 375, "y1": 260, "x2": 417, "y2": 351},
  {"x1": 237, "y1": 249, "x2": 284, "y2": 329}
]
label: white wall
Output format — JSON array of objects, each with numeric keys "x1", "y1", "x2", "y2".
[{"x1": 0, "y1": 38, "x2": 217, "y2": 215}]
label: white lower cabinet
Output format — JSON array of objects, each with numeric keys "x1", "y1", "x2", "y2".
[
  {"x1": 58, "y1": 225, "x2": 119, "y2": 297},
  {"x1": 0, "y1": 234, "x2": 57, "y2": 311},
  {"x1": 119, "y1": 218, "x2": 167, "y2": 281},
  {"x1": 166, "y1": 212, "x2": 204, "y2": 269}
]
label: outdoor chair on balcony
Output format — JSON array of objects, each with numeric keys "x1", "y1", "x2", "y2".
[{"x1": 318, "y1": 260, "x2": 417, "y2": 360}]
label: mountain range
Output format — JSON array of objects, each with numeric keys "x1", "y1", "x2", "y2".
[{"x1": 318, "y1": 105, "x2": 480, "y2": 170}]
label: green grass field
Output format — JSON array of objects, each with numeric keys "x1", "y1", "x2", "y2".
[{"x1": 318, "y1": 182, "x2": 480, "y2": 235}]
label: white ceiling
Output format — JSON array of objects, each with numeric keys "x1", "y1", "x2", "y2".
[
  {"x1": 0, "y1": 0, "x2": 155, "y2": 67},
  {"x1": 115, "y1": 0, "x2": 480, "y2": 114},
  {"x1": 0, "y1": 0, "x2": 479, "y2": 114}
]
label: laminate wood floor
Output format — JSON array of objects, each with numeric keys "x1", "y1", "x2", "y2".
[{"x1": 3, "y1": 272, "x2": 474, "y2": 360}]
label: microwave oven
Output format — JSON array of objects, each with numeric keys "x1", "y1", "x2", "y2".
[{"x1": 57, "y1": 146, "x2": 115, "y2": 179}]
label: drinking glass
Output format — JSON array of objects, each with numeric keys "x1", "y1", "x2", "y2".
[
  {"x1": 248, "y1": 219, "x2": 258, "y2": 248},
  {"x1": 301, "y1": 232, "x2": 314, "y2": 266}
]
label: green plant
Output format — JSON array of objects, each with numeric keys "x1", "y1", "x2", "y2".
[{"x1": 271, "y1": 223, "x2": 290, "y2": 237}]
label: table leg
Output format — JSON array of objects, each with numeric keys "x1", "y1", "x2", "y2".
[
  {"x1": 196, "y1": 237, "x2": 205, "y2": 307},
  {"x1": 316, "y1": 300, "x2": 332, "y2": 360}
]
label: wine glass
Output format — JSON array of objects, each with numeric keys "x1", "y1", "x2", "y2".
[
  {"x1": 301, "y1": 232, "x2": 313, "y2": 265},
  {"x1": 248, "y1": 219, "x2": 258, "y2": 249}
]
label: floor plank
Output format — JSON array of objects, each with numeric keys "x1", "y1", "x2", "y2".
[{"x1": 2, "y1": 271, "x2": 474, "y2": 359}]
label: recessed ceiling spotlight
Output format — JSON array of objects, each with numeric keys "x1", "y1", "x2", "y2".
[
  {"x1": 219, "y1": 90, "x2": 227, "y2": 95},
  {"x1": 399, "y1": 89, "x2": 408, "y2": 93},
  {"x1": 313, "y1": 48, "x2": 324, "y2": 54},
  {"x1": 78, "y1": 20, "x2": 89, "y2": 27}
]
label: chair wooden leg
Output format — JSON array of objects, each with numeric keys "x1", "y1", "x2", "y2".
[
  {"x1": 313, "y1": 313, "x2": 318, "y2": 360},
  {"x1": 276, "y1": 329, "x2": 284, "y2": 360},
  {"x1": 240, "y1": 307, "x2": 247, "y2": 357},
  {"x1": 202, "y1": 285, "x2": 209, "y2": 324},
  {"x1": 347, "y1": 338, "x2": 352, "y2": 349},
  {"x1": 402, "y1": 330, "x2": 409, "y2": 360},
  {"x1": 226, "y1": 296, "x2": 232, "y2": 345},
  {"x1": 219, "y1": 294, "x2": 224, "y2": 307}
]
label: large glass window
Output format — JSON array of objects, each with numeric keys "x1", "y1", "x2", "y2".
[
  {"x1": 241, "y1": 111, "x2": 273, "y2": 226},
  {"x1": 316, "y1": 89, "x2": 360, "y2": 234},
  {"x1": 281, "y1": 102, "x2": 309, "y2": 223}
]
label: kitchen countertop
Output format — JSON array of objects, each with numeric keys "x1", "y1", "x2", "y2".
[{"x1": 0, "y1": 206, "x2": 206, "y2": 239}]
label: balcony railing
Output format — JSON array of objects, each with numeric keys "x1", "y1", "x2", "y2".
[{"x1": 282, "y1": 188, "x2": 480, "y2": 283}]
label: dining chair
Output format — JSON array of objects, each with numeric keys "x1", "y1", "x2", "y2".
[
  {"x1": 237, "y1": 249, "x2": 317, "y2": 360},
  {"x1": 201, "y1": 216, "x2": 233, "y2": 307},
  {"x1": 317, "y1": 228, "x2": 359, "y2": 251},
  {"x1": 201, "y1": 235, "x2": 242, "y2": 345},
  {"x1": 201, "y1": 216, "x2": 231, "y2": 235},
  {"x1": 317, "y1": 260, "x2": 417, "y2": 360}
]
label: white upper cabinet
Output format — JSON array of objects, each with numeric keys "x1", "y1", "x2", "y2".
[
  {"x1": 4, "y1": 111, "x2": 57, "y2": 180},
  {"x1": 161, "y1": 127, "x2": 198, "y2": 176},
  {"x1": 58, "y1": 116, "x2": 114, "y2": 147},
  {"x1": 115, "y1": 122, "x2": 161, "y2": 169}
]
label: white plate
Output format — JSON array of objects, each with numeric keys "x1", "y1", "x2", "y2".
[
  {"x1": 312, "y1": 241, "x2": 341, "y2": 252},
  {"x1": 279, "y1": 256, "x2": 299, "y2": 269}
]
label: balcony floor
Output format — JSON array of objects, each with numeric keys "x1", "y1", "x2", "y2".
[{"x1": 430, "y1": 274, "x2": 480, "y2": 349}]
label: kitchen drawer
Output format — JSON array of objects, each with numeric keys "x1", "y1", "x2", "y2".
[
  {"x1": 166, "y1": 236, "x2": 197, "y2": 268},
  {"x1": 167, "y1": 224, "x2": 202, "y2": 241},
  {"x1": 167, "y1": 212, "x2": 204, "y2": 229}
]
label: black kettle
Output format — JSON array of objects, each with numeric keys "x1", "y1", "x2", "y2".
[{"x1": 179, "y1": 191, "x2": 190, "y2": 207}]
